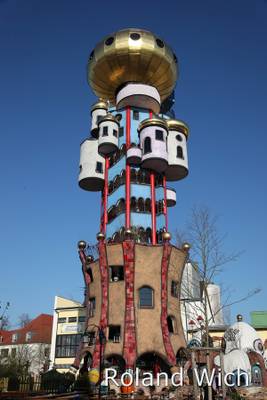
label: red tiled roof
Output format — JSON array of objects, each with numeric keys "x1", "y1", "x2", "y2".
[{"x1": 0, "y1": 314, "x2": 53, "y2": 345}]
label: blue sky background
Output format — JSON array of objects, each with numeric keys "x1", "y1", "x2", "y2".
[{"x1": 0, "y1": 0, "x2": 266, "y2": 328}]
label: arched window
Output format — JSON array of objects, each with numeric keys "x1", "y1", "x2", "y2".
[
  {"x1": 177, "y1": 146, "x2": 184, "y2": 159},
  {"x1": 139, "y1": 286, "x2": 154, "y2": 308},
  {"x1": 137, "y1": 197, "x2": 145, "y2": 212},
  {"x1": 130, "y1": 197, "x2": 137, "y2": 212},
  {"x1": 144, "y1": 137, "x2": 152, "y2": 154},
  {"x1": 167, "y1": 316, "x2": 177, "y2": 334},
  {"x1": 130, "y1": 168, "x2": 137, "y2": 183},
  {"x1": 117, "y1": 198, "x2": 125, "y2": 213},
  {"x1": 145, "y1": 198, "x2": 151, "y2": 212}
]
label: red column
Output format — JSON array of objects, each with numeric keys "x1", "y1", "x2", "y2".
[
  {"x1": 163, "y1": 175, "x2": 168, "y2": 231},
  {"x1": 149, "y1": 111, "x2": 157, "y2": 245},
  {"x1": 103, "y1": 157, "x2": 109, "y2": 235},
  {"x1": 125, "y1": 106, "x2": 131, "y2": 229}
]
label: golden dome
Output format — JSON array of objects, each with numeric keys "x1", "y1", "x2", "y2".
[
  {"x1": 166, "y1": 119, "x2": 189, "y2": 139},
  {"x1": 87, "y1": 28, "x2": 178, "y2": 104},
  {"x1": 138, "y1": 117, "x2": 168, "y2": 132}
]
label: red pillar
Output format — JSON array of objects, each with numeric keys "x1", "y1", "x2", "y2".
[
  {"x1": 149, "y1": 111, "x2": 157, "y2": 244},
  {"x1": 103, "y1": 157, "x2": 109, "y2": 235},
  {"x1": 125, "y1": 106, "x2": 131, "y2": 230},
  {"x1": 163, "y1": 175, "x2": 168, "y2": 231}
]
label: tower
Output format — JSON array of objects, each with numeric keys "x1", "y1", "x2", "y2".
[{"x1": 75, "y1": 29, "x2": 191, "y2": 380}]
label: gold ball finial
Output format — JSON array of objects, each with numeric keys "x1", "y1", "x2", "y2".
[
  {"x1": 86, "y1": 255, "x2": 94, "y2": 264},
  {"x1": 125, "y1": 228, "x2": 132, "y2": 237},
  {"x1": 182, "y1": 242, "x2": 191, "y2": 252},
  {"x1": 78, "y1": 240, "x2": 87, "y2": 250},
  {"x1": 96, "y1": 232, "x2": 105, "y2": 241},
  {"x1": 237, "y1": 314, "x2": 243, "y2": 322},
  {"x1": 162, "y1": 231, "x2": 172, "y2": 241}
]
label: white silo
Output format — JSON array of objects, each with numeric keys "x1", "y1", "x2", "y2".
[
  {"x1": 98, "y1": 113, "x2": 120, "y2": 155},
  {"x1": 78, "y1": 139, "x2": 105, "y2": 191},
  {"x1": 206, "y1": 283, "x2": 224, "y2": 326},
  {"x1": 165, "y1": 119, "x2": 189, "y2": 181},
  {"x1": 90, "y1": 100, "x2": 108, "y2": 137},
  {"x1": 116, "y1": 83, "x2": 161, "y2": 114},
  {"x1": 138, "y1": 118, "x2": 168, "y2": 173}
]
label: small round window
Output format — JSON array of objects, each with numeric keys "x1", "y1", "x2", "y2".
[
  {"x1": 156, "y1": 38, "x2": 164, "y2": 48},
  {"x1": 130, "y1": 32, "x2": 141, "y2": 41},
  {"x1": 105, "y1": 37, "x2": 114, "y2": 46},
  {"x1": 176, "y1": 134, "x2": 183, "y2": 142}
]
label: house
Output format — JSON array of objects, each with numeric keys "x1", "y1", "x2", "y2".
[{"x1": 0, "y1": 314, "x2": 52, "y2": 376}]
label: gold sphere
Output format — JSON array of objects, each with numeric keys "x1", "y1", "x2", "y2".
[
  {"x1": 125, "y1": 228, "x2": 132, "y2": 237},
  {"x1": 96, "y1": 232, "x2": 105, "y2": 241},
  {"x1": 182, "y1": 242, "x2": 191, "y2": 252},
  {"x1": 162, "y1": 231, "x2": 171, "y2": 241},
  {"x1": 236, "y1": 314, "x2": 243, "y2": 322},
  {"x1": 87, "y1": 28, "x2": 178, "y2": 104},
  {"x1": 86, "y1": 255, "x2": 94, "y2": 264},
  {"x1": 78, "y1": 240, "x2": 87, "y2": 250}
]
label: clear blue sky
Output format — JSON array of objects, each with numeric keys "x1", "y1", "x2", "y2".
[{"x1": 0, "y1": 0, "x2": 266, "y2": 328}]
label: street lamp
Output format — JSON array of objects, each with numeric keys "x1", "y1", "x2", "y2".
[{"x1": 83, "y1": 324, "x2": 106, "y2": 399}]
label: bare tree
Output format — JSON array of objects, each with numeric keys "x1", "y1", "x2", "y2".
[
  {"x1": 0, "y1": 301, "x2": 10, "y2": 330},
  {"x1": 18, "y1": 313, "x2": 31, "y2": 328},
  {"x1": 0, "y1": 315, "x2": 10, "y2": 330},
  {"x1": 176, "y1": 205, "x2": 260, "y2": 346},
  {"x1": 176, "y1": 206, "x2": 260, "y2": 400}
]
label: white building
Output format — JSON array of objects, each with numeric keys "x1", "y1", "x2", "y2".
[{"x1": 49, "y1": 296, "x2": 86, "y2": 373}]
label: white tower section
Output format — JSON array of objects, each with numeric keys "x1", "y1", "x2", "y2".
[
  {"x1": 79, "y1": 139, "x2": 105, "y2": 191},
  {"x1": 206, "y1": 284, "x2": 224, "y2": 326},
  {"x1": 139, "y1": 118, "x2": 168, "y2": 173},
  {"x1": 98, "y1": 114, "x2": 120, "y2": 155},
  {"x1": 91, "y1": 101, "x2": 108, "y2": 137},
  {"x1": 165, "y1": 119, "x2": 189, "y2": 181}
]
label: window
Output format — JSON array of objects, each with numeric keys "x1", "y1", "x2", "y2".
[
  {"x1": 102, "y1": 126, "x2": 108, "y2": 136},
  {"x1": 177, "y1": 146, "x2": 184, "y2": 159},
  {"x1": 167, "y1": 316, "x2": 177, "y2": 334},
  {"x1": 12, "y1": 333, "x2": 18, "y2": 343},
  {"x1": 0, "y1": 336, "x2": 3, "y2": 343},
  {"x1": 108, "y1": 325, "x2": 121, "y2": 343},
  {"x1": 88, "y1": 297, "x2": 96, "y2": 318},
  {"x1": 44, "y1": 347, "x2": 50, "y2": 357},
  {"x1": 25, "y1": 331, "x2": 32, "y2": 342},
  {"x1": 86, "y1": 267, "x2": 93, "y2": 282},
  {"x1": 155, "y1": 129, "x2": 164, "y2": 141},
  {"x1": 97, "y1": 115, "x2": 103, "y2": 124},
  {"x1": 113, "y1": 129, "x2": 118, "y2": 137},
  {"x1": 58, "y1": 317, "x2": 67, "y2": 324},
  {"x1": 144, "y1": 137, "x2": 152, "y2": 154},
  {"x1": 78, "y1": 316, "x2": 86, "y2": 323},
  {"x1": 79, "y1": 165, "x2": 82, "y2": 173},
  {"x1": 55, "y1": 334, "x2": 82, "y2": 358},
  {"x1": 68, "y1": 317, "x2": 77, "y2": 323},
  {"x1": 88, "y1": 331, "x2": 96, "y2": 346},
  {"x1": 133, "y1": 110, "x2": 139, "y2": 120},
  {"x1": 171, "y1": 281, "x2": 179, "y2": 298},
  {"x1": 115, "y1": 113, "x2": 122, "y2": 122},
  {"x1": 119, "y1": 127, "x2": 124, "y2": 137},
  {"x1": 109, "y1": 265, "x2": 124, "y2": 282},
  {"x1": 139, "y1": 286, "x2": 154, "y2": 308},
  {"x1": 11, "y1": 348, "x2": 16, "y2": 357},
  {"x1": 95, "y1": 162, "x2": 103, "y2": 174},
  {"x1": 0, "y1": 349, "x2": 9, "y2": 358},
  {"x1": 176, "y1": 134, "x2": 183, "y2": 142}
]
